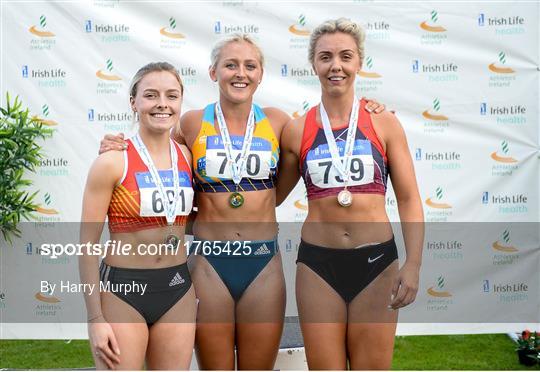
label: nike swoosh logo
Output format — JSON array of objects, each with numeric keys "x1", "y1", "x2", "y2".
[{"x1": 368, "y1": 253, "x2": 384, "y2": 263}]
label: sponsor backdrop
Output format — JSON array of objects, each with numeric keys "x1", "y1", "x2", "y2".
[{"x1": 1, "y1": 0, "x2": 539, "y2": 342}]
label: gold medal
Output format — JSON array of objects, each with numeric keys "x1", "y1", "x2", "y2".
[
  {"x1": 337, "y1": 189, "x2": 353, "y2": 207},
  {"x1": 229, "y1": 192, "x2": 244, "y2": 208}
]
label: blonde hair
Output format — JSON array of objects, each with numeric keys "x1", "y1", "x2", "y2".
[
  {"x1": 129, "y1": 62, "x2": 184, "y2": 99},
  {"x1": 308, "y1": 18, "x2": 365, "y2": 66},
  {"x1": 210, "y1": 34, "x2": 265, "y2": 69}
]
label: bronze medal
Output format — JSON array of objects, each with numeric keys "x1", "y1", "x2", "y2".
[{"x1": 337, "y1": 189, "x2": 353, "y2": 207}]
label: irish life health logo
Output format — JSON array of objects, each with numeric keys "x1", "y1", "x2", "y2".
[
  {"x1": 32, "y1": 104, "x2": 57, "y2": 126},
  {"x1": 29, "y1": 15, "x2": 55, "y2": 37},
  {"x1": 289, "y1": 14, "x2": 310, "y2": 36}
]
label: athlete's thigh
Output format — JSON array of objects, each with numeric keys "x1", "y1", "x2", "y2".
[
  {"x1": 347, "y1": 260, "x2": 398, "y2": 370},
  {"x1": 296, "y1": 263, "x2": 347, "y2": 370},
  {"x1": 189, "y1": 255, "x2": 235, "y2": 370},
  {"x1": 100, "y1": 292, "x2": 148, "y2": 370},
  {"x1": 236, "y1": 254, "x2": 286, "y2": 370},
  {"x1": 146, "y1": 286, "x2": 197, "y2": 370}
]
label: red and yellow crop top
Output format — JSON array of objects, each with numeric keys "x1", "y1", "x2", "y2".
[{"x1": 107, "y1": 138, "x2": 193, "y2": 233}]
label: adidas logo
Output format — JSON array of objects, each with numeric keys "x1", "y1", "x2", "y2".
[
  {"x1": 253, "y1": 243, "x2": 271, "y2": 256},
  {"x1": 169, "y1": 272, "x2": 185, "y2": 287}
]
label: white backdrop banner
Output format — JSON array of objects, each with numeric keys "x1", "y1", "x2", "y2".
[{"x1": 0, "y1": 1, "x2": 538, "y2": 340}]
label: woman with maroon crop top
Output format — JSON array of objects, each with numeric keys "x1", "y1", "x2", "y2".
[{"x1": 277, "y1": 18, "x2": 424, "y2": 370}]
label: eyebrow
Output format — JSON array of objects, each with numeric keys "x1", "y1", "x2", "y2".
[{"x1": 142, "y1": 88, "x2": 181, "y2": 93}]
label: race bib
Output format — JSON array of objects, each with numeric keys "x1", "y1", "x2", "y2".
[
  {"x1": 135, "y1": 170, "x2": 194, "y2": 217},
  {"x1": 306, "y1": 139, "x2": 375, "y2": 189},
  {"x1": 204, "y1": 135, "x2": 273, "y2": 179}
]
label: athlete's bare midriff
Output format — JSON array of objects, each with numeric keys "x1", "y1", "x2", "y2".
[
  {"x1": 302, "y1": 193, "x2": 393, "y2": 248},
  {"x1": 105, "y1": 225, "x2": 187, "y2": 268},
  {"x1": 194, "y1": 188, "x2": 278, "y2": 241}
]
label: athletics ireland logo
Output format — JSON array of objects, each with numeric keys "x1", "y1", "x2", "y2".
[
  {"x1": 160, "y1": 17, "x2": 185, "y2": 39},
  {"x1": 96, "y1": 59, "x2": 121, "y2": 81},
  {"x1": 422, "y1": 98, "x2": 448, "y2": 121},
  {"x1": 292, "y1": 101, "x2": 310, "y2": 119},
  {"x1": 420, "y1": 10, "x2": 446, "y2": 32},
  {"x1": 490, "y1": 140, "x2": 517, "y2": 163},
  {"x1": 29, "y1": 15, "x2": 55, "y2": 37},
  {"x1": 289, "y1": 14, "x2": 310, "y2": 36},
  {"x1": 489, "y1": 52, "x2": 515, "y2": 74},
  {"x1": 35, "y1": 192, "x2": 59, "y2": 215},
  {"x1": 425, "y1": 187, "x2": 452, "y2": 209},
  {"x1": 32, "y1": 104, "x2": 58, "y2": 126},
  {"x1": 492, "y1": 229, "x2": 518, "y2": 253},
  {"x1": 427, "y1": 276, "x2": 452, "y2": 297},
  {"x1": 358, "y1": 56, "x2": 382, "y2": 78}
]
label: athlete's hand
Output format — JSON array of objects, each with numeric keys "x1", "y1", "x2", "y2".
[
  {"x1": 390, "y1": 262, "x2": 419, "y2": 309},
  {"x1": 99, "y1": 133, "x2": 127, "y2": 155},
  {"x1": 89, "y1": 319, "x2": 121, "y2": 369},
  {"x1": 363, "y1": 97, "x2": 387, "y2": 114}
]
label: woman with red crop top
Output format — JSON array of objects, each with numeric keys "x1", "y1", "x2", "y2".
[
  {"x1": 79, "y1": 62, "x2": 196, "y2": 370},
  {"x1": 277, "y1": 19, "x2": 424, "y2": 370}
]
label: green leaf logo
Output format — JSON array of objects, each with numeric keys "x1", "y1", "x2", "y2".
[
  {"x1": 40, "y1": 15, "x2": 47, "y2": 28},
  {"x1": 435, "y1": 187, "x2": 443, "y2": 200},
  {"x1": 502, "y1": 230, "x2": 510, "y2": 244},
  {"x1": 431, "y1": 10, "x2": 438, "y2": 23},
  {"x1": 366, "y1": 56, "x2": 373, "y2": 69},
  {"x1": 437, "y1": 276, "x2": 445, "y2": 289},
  {"x1": 42, "y1": 104, "x2": 49, "y2": 117},
  {"x1": 298, "y1": 14, "x2": 306, "y2": 27},
  {"x1": 106, "y1": 59, "x2": 113, "y2": 72},
  {"x1": 433, "y1": 98, "x2": 441, "y2": 112},
  {"x1": 498, "y1": 52, "x2": 506, "y2": 65},
  {"x1": 501, "y1": 140, "x2": 509, "y2": 154},
  {"x1": 44, "y1": 193, "x2": 52, "y2": 206},
  {"x1": 169, "y1": 17, "x2": 176, "y2": 29}
]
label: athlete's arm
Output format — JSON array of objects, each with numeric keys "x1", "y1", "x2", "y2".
[
  {"x1": 276, "y1": 118, "x2": 303, "y2": 206},
  {"x1": 373, "y1": 111, "x2": 424, "y2": 310},
  {"x1": 79, "y1": 151, "x2": 123, "y2": 368}
]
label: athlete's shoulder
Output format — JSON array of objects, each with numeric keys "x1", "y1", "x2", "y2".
[
  {"x1": 88, "y1": 150, "x2": 124, "y2": 185},
  {"x1": 262, "y1": 106, "x2": 289, "y2": 122},
  {"x1": 180, "y1": 109, "x2": 205, "y2": 148}
]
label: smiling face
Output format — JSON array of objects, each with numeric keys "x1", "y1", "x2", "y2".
[
  {"x1": 312, "y1": 32, "x2": 361, "y2": 97},
  {"x1": 209, "y1": 40, "x2": 263, "y2": 105},
  {"x1": 130, "y1": 70, "x2": 183, "y2": 133}
]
